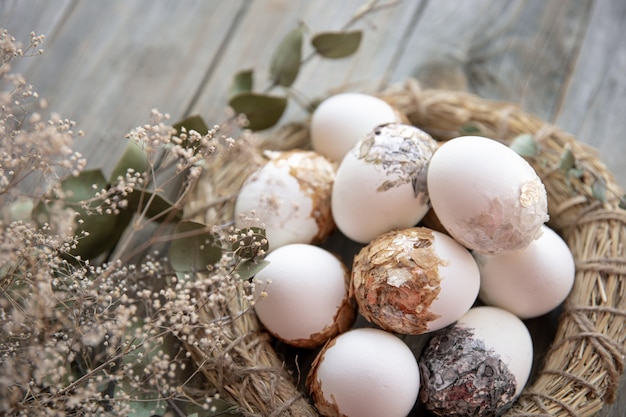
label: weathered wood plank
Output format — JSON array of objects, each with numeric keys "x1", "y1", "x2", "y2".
[
  {"x1": 0, "y1": 0, "x2": 74, "y2": 73},
  {"x1": 1, "y1": 1, "x2": 625, "y2": 416},
  {"x1": 6, "y1": 0, "x2": 247, "y2": 176},
  {"x1": 388, "y1": 0, "x2": 626, "y2": 193},
  {"x1": 554, "y1": 0, "x2": 626, "y2": 190},
  {"x1": 0, "y1": 0, "x2": 74, "y2": 46},
  {"x1": 390, "y1": 0, "x2": 593, "y2": 119},
  {"x1": 190, "y1": 0, "x2": 426, "y2": 126}
]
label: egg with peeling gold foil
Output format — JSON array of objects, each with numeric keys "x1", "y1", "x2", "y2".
[
  {"x1": 351, "y1": 227, "x2": 480, "y2": 334},
  {"x1": 234, "y1": 150, "x2": 335, "y2": 252}
]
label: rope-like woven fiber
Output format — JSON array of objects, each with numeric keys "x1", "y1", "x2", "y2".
[
  {"x1": 378, "y1": 79, "x2": 626, "y2": 417},
  {"x1": 183, "y1": 79, "x2": 626, "y2": 417},
  {"x1": 183, "y1": 132, "x2": 318, "y2": 417}
]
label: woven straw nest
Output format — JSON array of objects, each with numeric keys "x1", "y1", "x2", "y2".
[{"x1": 184, "y1": 78, "x2": 626, "y2": 417}]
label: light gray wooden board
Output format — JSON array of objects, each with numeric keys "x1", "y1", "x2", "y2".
[
  {"x1": 1, "y1": 1, "x2": 625, "y2": 415},
  {"x1": 555, "y1": 0, "x2": 626, "y2": 190},
  {"x1": 0, "y1": 0, "x2": 75, "y2": 103},
  {"x1": 2, "y1": 0, "x2": 247, "y2": 176},
  {"x1": 190, "y1": 0, "x2": 426, "y2": 125}
]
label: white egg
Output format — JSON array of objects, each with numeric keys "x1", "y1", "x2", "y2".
[
  {"x1": 234, "y1": 150, "x2": 335, "y2": 251},
  {"x1": 310, "y1": 92, "x2": 402, "y2": 162},
  {"x1": 331, "y1": 123, "x2": 437, "y2": 244},
  {"x1": 419, "y1": 306, "x2": 533, "y2": 416},
  {"x1": 307, "y1": 327, "x2": 420, "y2": 417},
  {"x1": 351, "y1": 227, "x2": 480, "y2": 335},
  {"x1": 427, "y1": 136, "x2": 549, "y2": 254},
  {"x1": 475, "y1": 225, "x2": 575, "y2": 319},
  {"x1": 253, "y1": 244, "x2": 355, "y2": 348}
]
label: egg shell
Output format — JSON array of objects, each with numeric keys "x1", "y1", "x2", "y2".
[
  {"x1": 427, "y1": 136, "x2": 549, "y2": 254},
  {"x1": 253, "y1": 244, "x2": 355, "y2": 348},
  {"x1": 351, "y1": 227, "x2": 480, "y2": 334},
  {"x1": 419, "y1": 306, "x2": 533, "y2": 416},
  {"x1": 307, "y1": 327, "x2": 420, "y2": 417},
  {"x1": 310, "y1": 92, "x2": 401, "y2": 162},
  {"x1": 475, "y1": 225, "x2": 575, "y2": 319},
  {"x1": 234, "y1": 150, "x2": 335, "y2": 251},
  {"x1": 331, "y1": 123, "x2": 437, "y2": 244}
]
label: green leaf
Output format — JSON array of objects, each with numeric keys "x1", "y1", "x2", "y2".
[
  {"x1": 33, "y1": 169, "x2": 119, "y2": 259},
  {"x1": 459, "y1": 124, "x2": 481, "y2": 135},
  {"x1": 235, "y1": 259, "x2": 270, "y2": 281},
  {"x1": 229, "y1": 69, "x2": 254, "y2": 98},
  {"x1": 110, "y1": 140, "x2": 149, "y2": 183},
  {"x1": 558, "y1": 146, "x2": 576, "y2": 171},
  {"x1": 169, "y1": 221, "x2": 222, "y2": 272},
  {"x1": 311, "y1": 30, "x2": 363, "y2": 58},
  {"x1": 568, "y1": 167, "x2": 585, "y2": 179},
  {"x1": 118, "y1": 389, "x2": 167, "y2": 417},
  {"x1": 3, "y1": 196, "x2": 33, "y2": 223},
  {"x1": 229, "y1": 92, "x2": 288, "y2": 131},
  {"x1": 124, "y1": 188, "x2": 182, "y2": 222},
  {"x1": 592, "y1": 177, "x2": 607, "y2": 202},
  {"x1": 173, "y1": 114, "x2": 209, "y2": 137},
  {"x1": 509, "y1": 133, "x2": 537, "y2": 157},
  {"x1": 231, "y1": 227, "x2": 268, "y2": 259},
  {"x1": 115, "y1": 318, "x2": 170, "y2": 417},
  {"x1": 270, "y1": 25, "x2": 304, "y2": 87}
]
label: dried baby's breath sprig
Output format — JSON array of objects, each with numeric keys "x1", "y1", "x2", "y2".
[
  {"x1": 0, "y1": 29, "x2": 265, "y2": 417},
  {"x1": 0, "y1": 30, "x2": 85, "y2": 209}
]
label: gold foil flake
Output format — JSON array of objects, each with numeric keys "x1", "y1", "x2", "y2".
[
  {"x1": 519, "y1": 178, "x2": 545, "y2": 208},
  {"x1": 352, "y1": 227, "x2": 444, "y2": 334},
  {"x1": 352, "y1": 123, "x2": 437, "y2": 195},
  {"x1": 277, "y1": 150, "x2": 336, "y2": 243},
  {"x1": 387, "y1": 268, "x2": 412, "y2": 287}
]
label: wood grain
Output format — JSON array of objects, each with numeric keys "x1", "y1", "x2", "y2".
[
  {"x1": 1, "y1": 1, "x2": 625, "y2": 415},
  {"x1": 555, "y1": 0, "x2": 626, "y2": 189}
]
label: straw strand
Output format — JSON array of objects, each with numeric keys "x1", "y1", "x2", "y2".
[{"x1": 182, "y1": 78, "x2": 626, "y2": 417}]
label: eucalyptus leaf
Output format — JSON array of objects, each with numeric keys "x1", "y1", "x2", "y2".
[
  {"x1": 124, "y1": 188, "x2": 182, "y2": 222},
  {"x1": 229, "y1": 92, "x2": 288, "y2": 131},
  {"x1": 509, "y1": 133, "x2": 537, "y2": 157},
  {"x1": 4, "y1": 196, "x2": 33, "y2": 223},
  {"x1": 235, "y1": 259, "x2": 270, "y2": 281},
  {"x1": 568, "y1": 167, "x2": 585, "y2": 179},
  {"x1": 109, "y1": 140, "x2": 149, "y2": 183},
  {"x1": 459, "y1": 124, "x2": 481, "y2": 135},
  {"x1": 592, "y1": 177, "x2": 607, "y2": 202},
  {"x1": 229, "y1": 69, "x2": 254, "y2": 98},
  {"x1": 231, "y1": 227, "x2": 268, "y2": 259},
  {"x1": 115, "y1": 317, "x2": 170, "y2": 417},
  {"x1": 173, "y1": 114, "x2": 209, "y2": 137},
  {"x1": 169, "y1": 221, "x2": 222, "y2": 272},
  {"x1": 558, "y1": 146, "x2": 576, "y2": 171},
  {"x1": 114, "y1": 380, "x2": 168, "y2": 417},
  {"x1": 270, "y1": 25, "x2": 304, "y2": 87},
  {"x1": 33, "y1": 169, "x2": 118, "y2": 259},
  {"x1": 311, "y1": 30, "x2": 362, "y2": 58}
]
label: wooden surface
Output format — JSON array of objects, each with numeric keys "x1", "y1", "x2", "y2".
[{"x1": 2, "y1": 0, "x2": 625, "y2": 415}]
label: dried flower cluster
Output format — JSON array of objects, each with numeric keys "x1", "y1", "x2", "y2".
[{"x1": 0, "y1": 30, "x2": 262, "y2": 417}]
